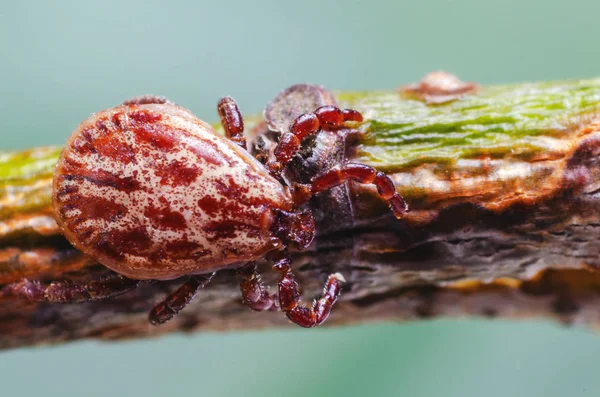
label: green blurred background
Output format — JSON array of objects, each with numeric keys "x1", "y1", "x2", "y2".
[{"x1": 2, "y1": 1, "x2": 600, "y2": 396}]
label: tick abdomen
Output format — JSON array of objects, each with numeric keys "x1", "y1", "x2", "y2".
[{"x1": 53, "y1": 103, "x2": 292, "y2": 280}]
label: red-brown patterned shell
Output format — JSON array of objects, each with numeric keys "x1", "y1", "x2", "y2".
[{"x1": 53, "y1": 102, "x2": 293, "y2": 280}]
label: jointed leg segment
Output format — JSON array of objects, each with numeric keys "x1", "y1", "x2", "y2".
[
  {"x1": 218, "y1": 96, "x2": 247, "y2": 150},
  {"x1": 272, "y1": 250, "x2": 343, "y2": 328},
  {"x1": 237, "y1": 262, "x2": 278, "y2": 311},
  {"x1": 237, "y1": 252, "x2": 344, "y2": 327},
  {"x1": 269, "y1": 105, "x2": 364, "y2": 171},
  {"x1": 2, "y1": 274, "x2": 144, "y2": 303},
  {"x1": 312, "y1": 163, "x2": 408, "y2": 218},
  {"x1": 3, "y1": 272, "x2": 216, "y2": 326},
  {"x1": 149, "y1": 273, "x2": 215, "y2": 325}
]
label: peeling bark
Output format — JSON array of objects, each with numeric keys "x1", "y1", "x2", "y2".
[{"x1": 3, "y1": 77, "x2": 600, "y2": 349}]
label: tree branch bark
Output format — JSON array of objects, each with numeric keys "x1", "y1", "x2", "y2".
[{"x1": 3, "y1": 77, "x2": 600, "y2": 349}]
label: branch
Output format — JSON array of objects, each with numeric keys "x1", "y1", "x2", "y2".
[{"x1": 3, "y1": 76, "x2": 600, "y2": 349}]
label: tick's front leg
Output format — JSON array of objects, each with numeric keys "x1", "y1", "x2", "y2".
[
  {"x1": 312, "y1": 163, "x2": 408, "y2": 218},
  {"x1": 266, "y1": 106, "x2": 363, "y2": 174},
  {"x1": 272, "y1": 250, "x2": 344, "y2": 328}
]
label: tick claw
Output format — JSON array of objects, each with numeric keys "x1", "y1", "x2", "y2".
[{"x1": 331, "y1": 273, "x2": 346, "y2": 283}]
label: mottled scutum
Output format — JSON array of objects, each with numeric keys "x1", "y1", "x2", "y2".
[{"x1": 53, "y1": 103, "x2": 292, "y2": 280}]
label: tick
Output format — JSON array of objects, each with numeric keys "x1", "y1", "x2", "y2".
[{"x1": 4, "y1": 94, "x2": 407, "y2": 328}]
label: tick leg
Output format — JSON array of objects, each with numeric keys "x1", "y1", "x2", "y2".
[
  {"x1": 237, "y1": 262, "x2": 278, "y2": 311},
  {"x1": 2, "y1": 274, "x2": 143, "y2": 303},
  {"x1": 217, "y1": 96, "x2": 247, "y2": 150},
  {"x1": 149, "y1": 273, "x2": 214, "y2": 325},
  {"x1": 311, "y1": 163, "x2": 408, "y2": 218},
  {"x1": 267, "y1": 106, "x2": 364, "y2": 173},
  {"x1": 272, "y1": 250, "x2": 343, "y2": 328}
]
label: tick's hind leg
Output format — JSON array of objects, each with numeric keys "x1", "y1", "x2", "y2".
[
  {"x1": 312, "y1": 163, "x2": 408, "y2": 218},
  {"x1": 217, "y1": 96, "x2": 247, "y2": 150},
  {"x1": 237, "y1": 262, "x2": 278, "y2": 311},
  {"x1": 272, "y1": 250, "x2": 343, "y2": 328},
  {"x1": 2, "y1": 274, "x2": 144, "y2": 303},
  {"x1": 149, "y1": 273, "x2": 214, "y2": 325}
]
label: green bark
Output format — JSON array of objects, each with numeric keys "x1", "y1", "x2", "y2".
[{"x1": 346, "y1": 78, "x2": 600, "y2": 169}]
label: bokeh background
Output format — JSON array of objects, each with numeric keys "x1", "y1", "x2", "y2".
[{"x1": 2, "y1": 1, "x2": 600, "y2": 396}]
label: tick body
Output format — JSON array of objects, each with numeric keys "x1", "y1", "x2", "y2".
[
  {"x1": 4, "y1": 90, "x2": 408, "y2": 328},
  {"x1": 53, "y1": 102, "x2": 290, "y2": 280}
]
